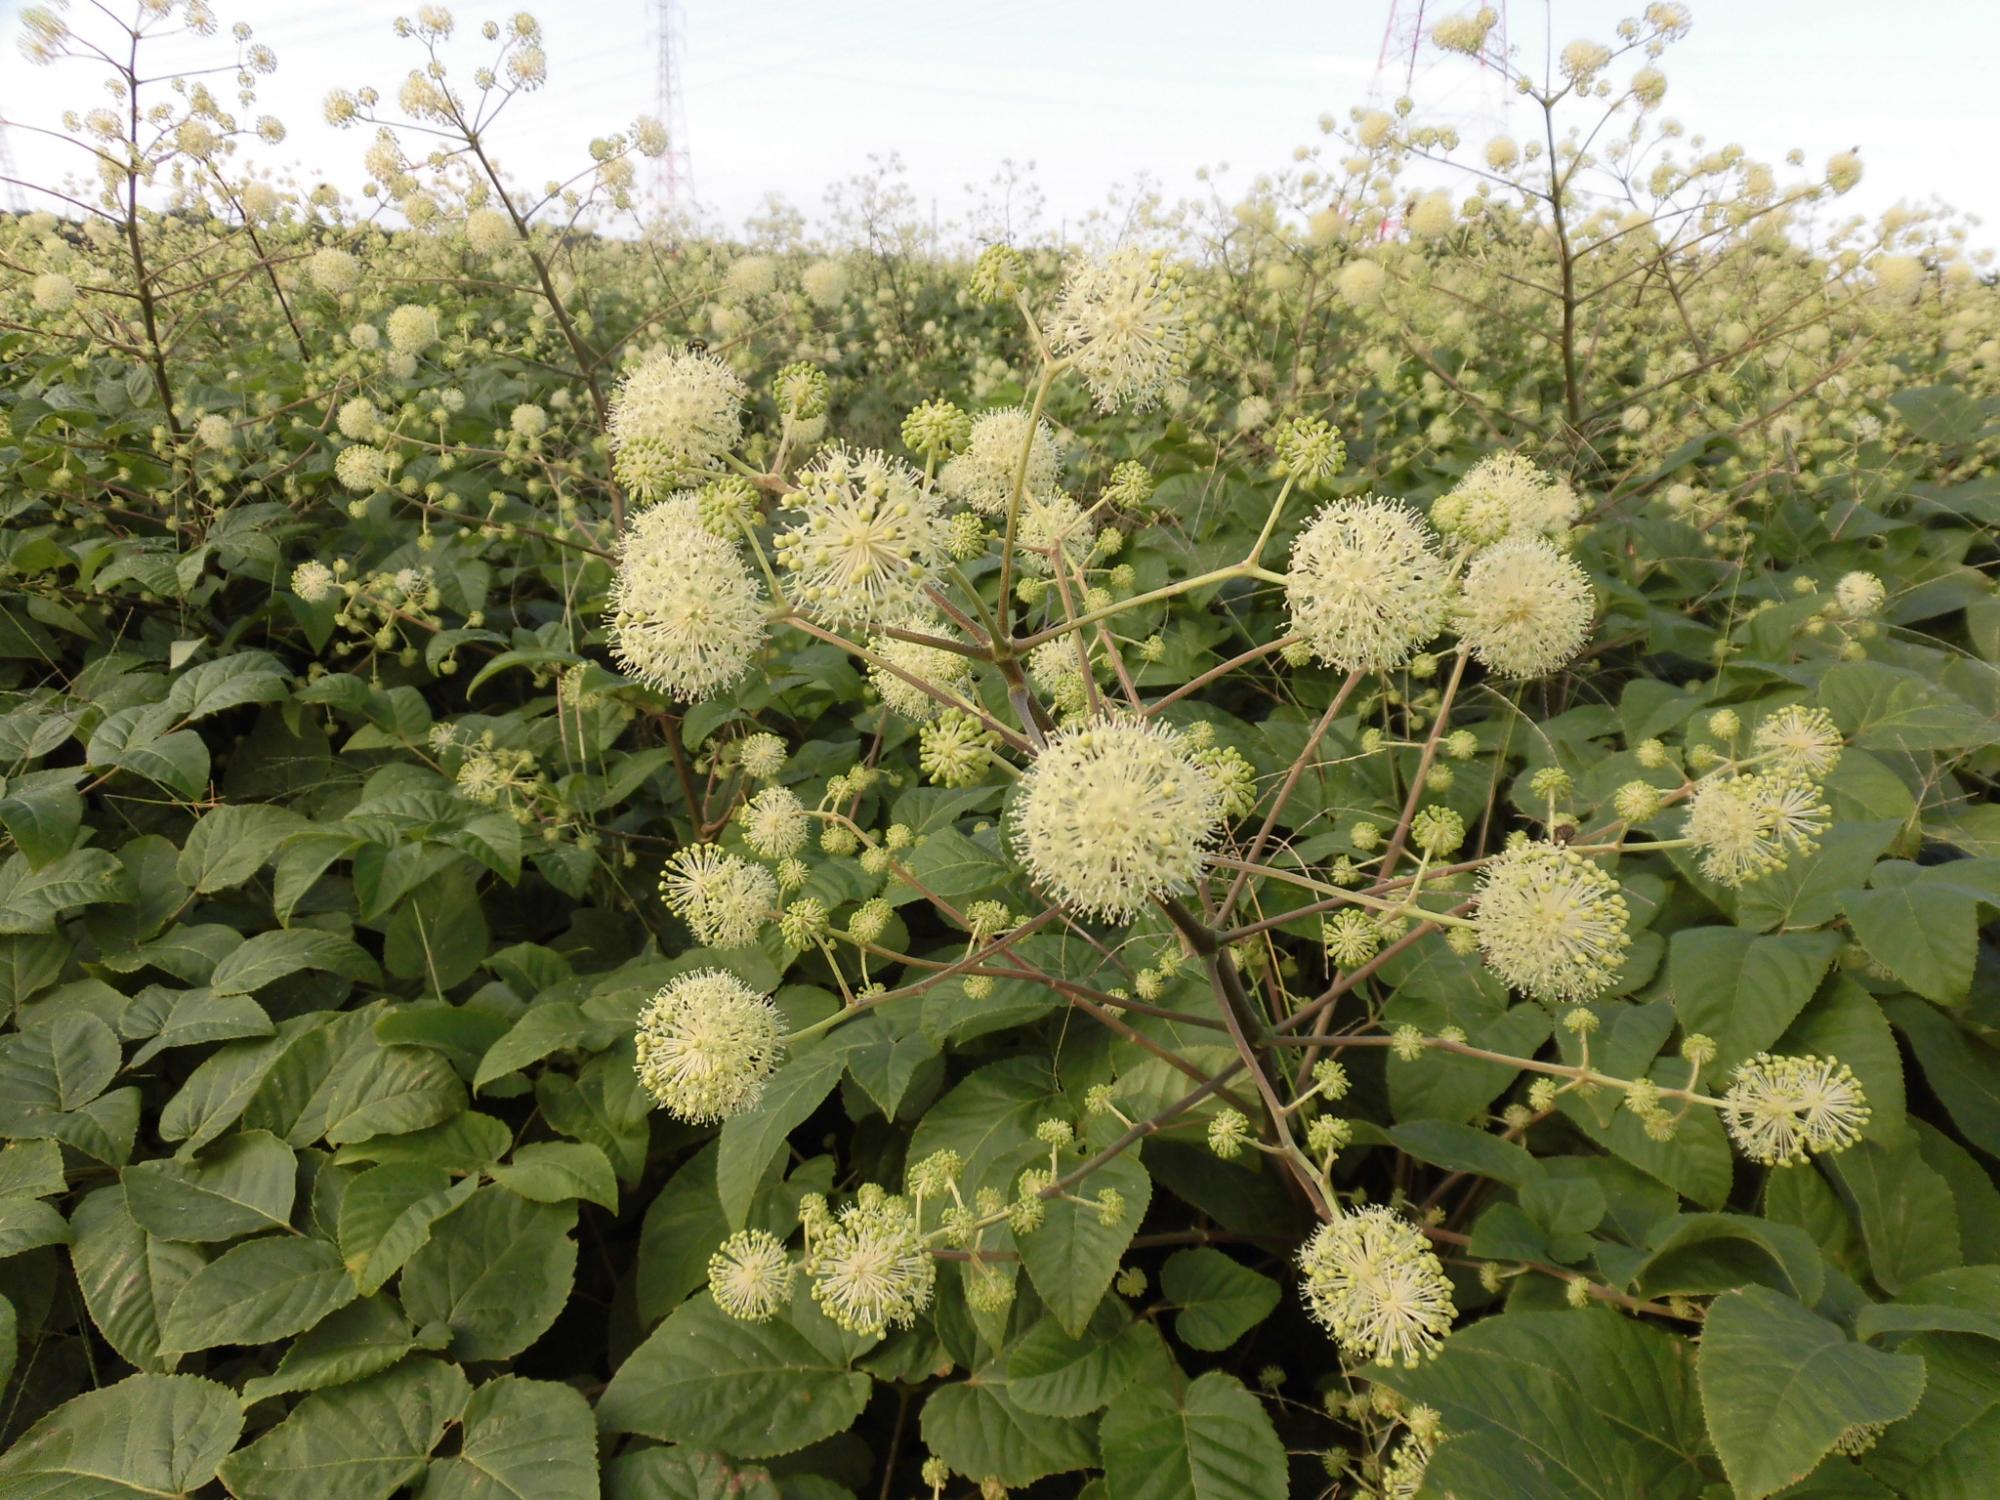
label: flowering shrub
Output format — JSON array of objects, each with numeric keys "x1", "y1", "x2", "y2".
[{"x1": 1, "y1": 3, "x2": 1998, "y2": 1497}]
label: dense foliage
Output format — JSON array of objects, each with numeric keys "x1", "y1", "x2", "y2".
[{"x1": 2, "y1": 4, "x2": 1999, "y2": 1498}]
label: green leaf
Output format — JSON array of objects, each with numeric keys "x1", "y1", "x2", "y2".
[
  {"x1": 1159, "y1": 1248, "x2": 1280, "y2": 1352},
  {"x1": 209, "y1": 929, "x2": 380, "y2": 996},
  {"x1": 86, "y1": 710, "x2": 209, "y2": 797},
  {"x1": 471, "y1": 1002, "x2": 592, "y2": 1094},
  {"x1": 1890, "y1": 383, "x2": 1983, "y2": 444},
  {"x1": 1856, "y1": 1266, "x2": 2000, "y2": 1346},
  {"x1": 1884, "y1": 1000, "x2": 2000, "y2": 1158},
  {"x1": 215, "y1": 1357, "x2": 470, "y2": 1500},
  {"x1": 126, "y1": 986, "x2": 273, "y2": 1066},
  {"x1": 399, "y1": 1186, "x2": 576, "y2": 1361},
  {"x1": 176, "y1": 804, "x2": 302, "y2": 893},
  {"x1": 0, "y1": 1196, "x2": 70, "y2": 1256},
  {"x1": 1097, "y1": 1370, "x2": 1289, "y2": 1500},
  {"x1": 1381, "y1": 1309, "x2": 1708, "y2": 1500},
  {"x1": 1697, "y1": 1286, "x2": 1927, "y2": 1500},
  {"x1": 383, "y1": 868, "x2": 490, "y2": 992},
  {"x1": 920, "y1": 1363, "x2": 1096, "y2": 1488},
  {"x1": 157, "y1": 1234, "x2": 356, "y2": 1355},
  {"x1": 0, "y1": 778, "x2": 82, "y2": 869},
  {"x1": 0, "y1": 848, "x2": 132, "y2": 934},
  {"x1": 0, "y1": 1138, "x2": 66, "y2": 1198},
  {"x1": 1780, "y1": 976, "x2": 1907, "y2": 1145},
  {"x1": 716, "y1": 1046, "x2": 847, "y2": 1229},
  {"x1": 598, "y1": 1294, "x2": 871, "y2": 1459},
  {"x1": 68, "y1": 1186, "x2": 205, "y2": 1371},
  {"x1": 239, "y1": 1295, "x2": 431, "y2": 1403},
  {"x1": 1844, "y1": 861, "x2": 2000, "y2": 1003},
  {"x1": 1824, "y1": 1136, "x2": 1962, "y2": 1295},
  {"x1": 489, "y1": 1141, "x2": 619, "y2": 1210},
  {"x1": 1620, "y1": 1212, "x2": 1825, "y2": 1303},
  {"x1": 123, "y1": 1128, "x2": 297, "y2": 1241},
  {"x1": 0, "y1": 1373, "x2": 242, "y2": 1498},
  {"x1": 1005, "y1": 1307, "x2": 1166, "y2": 1418},
  {"x1": 1018, "y1": 1149, "x2": 1150, "y2": 1337},
  {"x1": 337, "y1": 1162, "x2": 479, "y2": 1296},
  {"x1": 603, "y1": 1450, "x2": 781, "y2": 1500},
  {"x1": 1819, "y1": 662, "x2": 1991, "y2": 754},
  {"x1": 320, "y1": 1041, "x2": 469, "y2": 1148},
  {"x1": 1668, "y1": 927, "x2": 1844, "y2": 1073},
  {"x1": 1862, "y1": 1333, "x2": 2000, "y2": 1497},
  {"x1": 162, "y1": 651, "x2": 288, "y2": 721},
  {"x1": 421, "y1": 1376, "x2": 598, "y2": 1500}
]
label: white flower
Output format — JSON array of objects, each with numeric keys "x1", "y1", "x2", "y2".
[
  {"x1": 659, "y1": 842, "x2": 775, "y2": 948},
  {"x1": 868, "y1": 614, "x2": 975, "y2": 721},
  {"x1": 31, "y1": 273, "x2": 75, "y2": 312},
  {"x1": 1833, "y1": 570, "x2": 1885, "y2": 620},
  {"x1": 1722, "y1": 1054, "x2": 1870, "y2": 1166},
  {"x1": 1010, "y1": 717, "x2": 1224, "y2": 922},
  {"x1": 609, "y1": 346, "x2": 747, "y2": 500},
  {"x1": 634, "y1": 968, "x2": 785, "y2": 1123},
  {"x1": 1286, "y1": 498, "x2": 1452, "y2": 673},
  {"x1": 775, "y1": 446, "x2": 948, "y2": 626},
  {"x1": 938, "y1": 407, "x2": 1060, "y2": 516},
  {"x1": 739, "y1": 786, "x2": 809, "y2": 859},
  {"x1": 385, "y1": 303, "x2": 438, "y2": 356},
  {"x1": 463, "y1": 207, "x2": 513, "y2": 255},
  {"x1": 807, "y1": 1188, "x2": 936, "y2": 1337},
  {"x1": 336, "y1": 398, "x2": 378, "y2": 441},
  {"x1": 802, "y1": 259, "x2": 850, "y2": 308},
  {"x1": 1298, "y1": 1206, "x2": 1455, "y2": 1367},
  {"x1": 609, "y1": 495, "x2": 768, "y2": 701},
  {"x1": 1453, "y1": 536, "x2": 1595, "y2": 677},
  {"x1": 1751, "y1": 705, "x2": 1843, "y2": 780},
  {"x1": 334, "y1": 444, "x2": 389, "y2": 493},
  {"x1": 1432, "y1": 453, "x2": 1581, "y2": 548},
  {"x1": 1048, "y1": 248, "x2": 1187, "y2": 412},
  {"x1": 1476, "y1": 842, "x2": 1630, "y2": 1002},
  {"x1": 1682, "y1": 773, "x2": 1827, "y2": 887},
  {"x1": 291, "y1": 561, "x2": 335, "y2": 602},
  {"x1": 708, "y1": 1229, "x2": 795, "y2": 1322}
]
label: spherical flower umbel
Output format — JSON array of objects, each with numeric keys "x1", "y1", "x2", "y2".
[
  {"x1": 291, "y1": 561, "x2": 335, "y2": 603},
  {"x1": 1752, "y1": 704, "x2": 1844, "y2": 780},
  {"x1": 1682, "y1": 772, "x2": 1827, "y2": 887},
  {"x1": 1721, "y1": 1053, "x2": 1870, "y2": 1166},
  {"x1": 334, "y1": 444, "x2": 390, "y2": 493},
  {"x1": 708, "y1": 1229, "x2": 796, "y2": 1322},
  {"x1": 1286, "y1": 498, "x2": 1453, "y2": 673},
  {"x1": 806, "y1": 1189, "x2": 936, "y2": 1337},
  {"x1": 1010, "y1": 717, "x2": 1225, "y2": 922},
  {"x1": 1476, "y1": 841, "x2": 1631, "y2": 1003},
  {"x1": 609, "y1": 346, "x2": 748, "y2": 500},
  {"x1": 1298, "y1": 1205, "x2": 1456, "y2": 1367},
  {"x1": 868, "y1": 614, "x2": 975, "y2": 721},
  {"x1": 608, "y1": 495, "x2": 769, "y2": 702},
  {"x1": 939, "y1": 406, "x2": 1060, "y2": 515},
  {"x1": 634, "y1": 968, "x2": 786, "y2": 1124},
  {"x1": 775, "y1": 446, "x2": 948, "y2": 626},
  {"x1": 31, "y1": 272, "x2": 75, "y2": 312},
  {"x1": 739, "y1": 786, "x2": 809, "y2": 859},
  {"x1": 659, "y1": 842, "x2": 775, "y2": 948},
  {"x1": 1453, "y1": 536, "x2": 1595, "y2": 677},
  {"x1": 1048, "y1": 247, "x2": 1188, "y2": 412},
  {"x1": 385, "y1": 303, "x2": 439, "y2": 356},
  {"x1": 1431, "y1": 453, "x2": 1582, "y2": 548}
]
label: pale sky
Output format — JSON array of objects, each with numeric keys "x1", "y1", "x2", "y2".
[{"x1": 2, "y1": 0, "x2": 1993, "y2": 244}]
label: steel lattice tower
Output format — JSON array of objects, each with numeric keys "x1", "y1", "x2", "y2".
[
  {"x1": 651, "y1": 0, "x2": 693, "y2": 215},
  {"x1": 1376, "y1": 1, "x2": 1510, "y2": 99}
]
